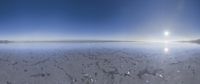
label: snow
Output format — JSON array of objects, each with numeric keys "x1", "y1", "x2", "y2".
[{"x1": 0, "y1": 42, "x2": 200, "y2": 84}]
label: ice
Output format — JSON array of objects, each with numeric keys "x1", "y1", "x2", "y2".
[{"x1": 0, "y1": 42, "x2": 200, "y2": 84}]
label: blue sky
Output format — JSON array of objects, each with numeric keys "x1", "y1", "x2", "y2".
[{"x1": 0, "y1": 0, "x2": 200, "y2": 41}]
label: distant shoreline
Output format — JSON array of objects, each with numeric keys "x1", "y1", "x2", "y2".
[
  {"x1": 1, "y1": 39, "x2": 200, "y2": 44},
  {"x1": 178, "y1": 39, "x2": 200, "y2": 44},
  {"x1": 0, "y1": 40, "x2": 137, "y2": 43}
]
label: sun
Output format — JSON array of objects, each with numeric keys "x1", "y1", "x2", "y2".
[{"x1": 164, "y1": 31, "x2": 170, "y2": 36}]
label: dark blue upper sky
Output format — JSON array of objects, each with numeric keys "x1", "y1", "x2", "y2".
[{"x1": 0, "y1": 0, "x2": 200, "y2": 41}]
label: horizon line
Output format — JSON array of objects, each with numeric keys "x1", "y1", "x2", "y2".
[{"x1": 0, "y1": 39, "x2": 199, "y2": 43}]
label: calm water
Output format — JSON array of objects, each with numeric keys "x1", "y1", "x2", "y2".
[{"x1": 0, "y1": 42, "x2": 200, "y2": 84}]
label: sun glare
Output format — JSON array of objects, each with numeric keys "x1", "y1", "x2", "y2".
[
  {"x1": 164, "y1": 31, "x2": 170, "y2": 37},
  {"x1": 164, "y1": 47, "x2": 169, "y2": 53}
]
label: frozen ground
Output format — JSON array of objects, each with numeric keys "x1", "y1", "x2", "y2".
[{"x1": 0, "y1": 42, "x2": 200, "y2": 84}]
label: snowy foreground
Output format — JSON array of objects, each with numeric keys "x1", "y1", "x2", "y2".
[{"x1": 0, "y1": 42, "x2": 200, "y2": 84}]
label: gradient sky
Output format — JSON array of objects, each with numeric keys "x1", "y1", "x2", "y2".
[{"x1": 0, "y1": 0, "x2": 200, "y2": 41}]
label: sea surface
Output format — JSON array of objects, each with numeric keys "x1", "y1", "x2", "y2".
[{"x1": 0, "y1": 42, "x2": 200, "y2": 84}]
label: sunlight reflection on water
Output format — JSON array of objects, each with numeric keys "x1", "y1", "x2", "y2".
[
  {"x1": 164, "y1": 41, "x2": 169, "y2": 53},
  {"x1": 164, "y1": 47, "x2": 169, "y2": 53}
]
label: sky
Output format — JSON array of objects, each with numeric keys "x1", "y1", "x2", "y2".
[{"x1": 0, "y1": 0, "x2": 200, "y2": 41}]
